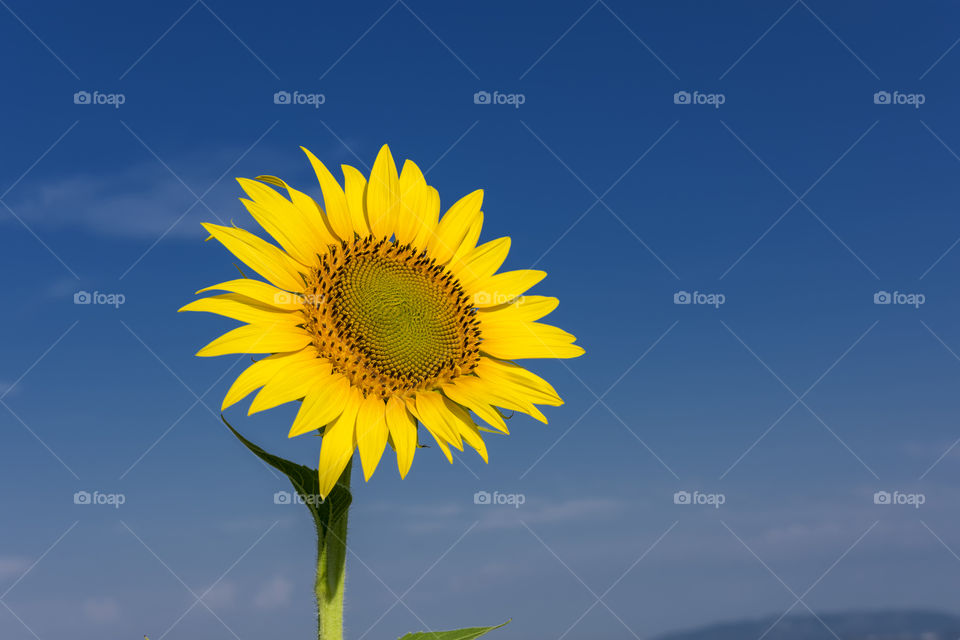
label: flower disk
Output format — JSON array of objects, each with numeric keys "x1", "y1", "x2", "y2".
[
  {"x1": 181, "y1": 144, "x2": 583, "y2": 497},
  {"x1": 303, "y1": 237, "x2": 481, "y2": 399}
]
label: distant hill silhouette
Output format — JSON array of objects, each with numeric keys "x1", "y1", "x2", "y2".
[{"x1": 654, "y1": 610, "x2": 960, "y2": 640}]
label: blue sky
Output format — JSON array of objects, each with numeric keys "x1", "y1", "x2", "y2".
[{"x1": 3, "y1": 1, "x2": 960, "y2": 639}]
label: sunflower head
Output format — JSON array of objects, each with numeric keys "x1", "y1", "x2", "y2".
[
  {"x1": 301, "y1": 236, "x2": 481, "y2": 398},
  {"x1": 181, "y1": 145, "x2": 583, "y2": 496}
]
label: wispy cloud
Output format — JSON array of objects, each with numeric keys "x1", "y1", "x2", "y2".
[
  {"x1": 480, "y1": 497, "x2": 624, "y2": 530},
  {"x1": 4, "y1": 167, "x2": 221, "y2": 240},
  {"x1": 203, "y1": 579, "x2": 239, "y2": 609},
  {"x1": 1, "y1": 143, "x2": 352, "y2": 241},
  {"x1": 375, "y1": 496, "x2": 626, "y2": 534},
  {"x1": 81, "y1": 596, "x2": 121, "y2": 623},
  {"x1": 0, "y1": 555, "x2": 31, "y2": 580},
  {"x1": 253, "y1": 575, "x2": 292, "y2": 610}
]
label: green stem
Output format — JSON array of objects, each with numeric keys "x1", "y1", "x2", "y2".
[{"x1": 316, "y1": 460, "x2": 352, "y2": 640}]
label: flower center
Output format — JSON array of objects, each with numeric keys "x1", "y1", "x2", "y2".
[{"x1": 302, "y1": 236, "x2": 481, "y2": 398}]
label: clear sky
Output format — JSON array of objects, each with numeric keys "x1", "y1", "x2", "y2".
[{"x1": 2, "y1": 1, "x2": 960, "y2": 639}]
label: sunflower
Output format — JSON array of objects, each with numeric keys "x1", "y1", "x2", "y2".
[{"x1": 181, "y1": 145, "x2": 583, "y2": 496}]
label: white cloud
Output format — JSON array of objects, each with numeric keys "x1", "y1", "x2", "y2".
[
  {"x1": 2, "y1": 143, "x2": 350, "y2": 241},
  {"x1": 478, "y1": 497, "x2": 624, "y2": 530},
  {"x1": 392, "y1": 496, "x2": 625, "y2": 534},
  {"x1": 5, "y1": 170, "x2": 214, "y2": 240},
  {"x1": 203, "y1": 580, "x2": 239, "y2": 609},
  {"x1": 0, "y1": 555, "x2": 30, "y2": 579},
  {"x1": 82, "y1": 596, "x2": 120, "y2": 623},
  {"x1": 253, "y1": 576, "x2": 292, "y2": 610}
]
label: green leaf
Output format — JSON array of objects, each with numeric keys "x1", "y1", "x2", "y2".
[
  {"x1": 221, "y1": 415, "x2": 351, "y2": 538},
  {"x1": 398, "y1": 621, "x2": 509, "y2": 640}
]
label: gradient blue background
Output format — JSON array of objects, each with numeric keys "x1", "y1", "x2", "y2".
[{"x1": 2, "y1": 1, "x2": 960, "y2": 639}]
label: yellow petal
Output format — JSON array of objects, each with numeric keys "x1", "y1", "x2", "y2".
[
  {"x1": 411, "y1": 186, "x2": 441, "y2": 249},
  {"x1": 438, "y1": 395, "x2": 488, "y2": 463},
  {"x1": 428, "y1": 189, "x2": 483, "y2": 264},
  {"x1": 406, "y1": 397, "x2": 454, "y2": 463},
  {"x1": 481, "y1": 320, "x2": 584, "y2": 360},
  {"x1": 385, "y1": 395, "x2": 417, "y2": 478},
  {"x1": 301, "y1": 148, "x2": 358, "y2": 241},
  {"x1": 453, "y1": 237, "x2": 511, "y2": 291},
  {"x1": 318, "y1": 387, "x2": 361, "y2": 498},
  {"x1": 288, "y1": 374, "x2": 352, "y2": 437},
  {"x1": 480, "y1": 318, "x2": 583, "y2": 360},
  {"x1": 248, "y1": 357, "x2": 333, "y2": 414},
  {"x1": 179, "y1": 294, "x2": 301, "y2": 325},
  {"x1": 197, "y1": 322, "x2": 312, "y2": 357},
  {"x1": 447, "y1": 211, "x2": 484, "y2": 271},
  {"x1": 364, "y1": 145, "x2": 400, "y2": 239},
  {"x1": 253, "y1": 174, "x2": 337, "y2": 247},
  {"x1": 467, "y1": 269, "x2": 546, "y2": 308},
  {"x1": 237, "y1": 178, "x2": 326, "y2": 264},
  {"x1": 414, "y1": 392, "x2": 464, "y2": 451},
  {"x1": 478, "y1": 295, "x2": 559, "y2": 323},
  {"x1": 474, "y1": 357, "x2": 563, "y2": 406},
  {"x1": 441, "y1": 383, "x2": 508, "y2": 434},
  {"x1": 448, "y1": 375, "x2": 547, "y2": 423},
  {"x1": 197, "y1": 279, "x2": 303, "y2": 310},
  {"x1": 356, "y1": 394, "x2": 389, "y2": 481},
  {"x1": 222, "y1": 349, "x2": 310, "y2": 411},
  {"x1": 341, "y1": 164, "x2": 369, "y2": 239},
  {"x1": 396, "y1": 160, "x2": 432, "y2": 244},
  {"x1": 202, "y1": 223, "x2": 307, "y2": 292}
]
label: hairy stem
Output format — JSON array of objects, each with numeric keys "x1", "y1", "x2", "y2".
[{"x1": 316, "y1": 460, "x2": 351, "y2": 640}]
